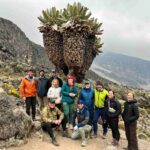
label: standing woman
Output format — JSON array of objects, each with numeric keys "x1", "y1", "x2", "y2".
[
  {"x1": 47, "y1": 79, "x2": 62, "y2": 110},
  {"x1": 61, "y1": 75, "x2": 78, "y2": 129},
  {"x1": 122, "y1": 92, "x2": 139, "y2": 150},
  {"x1": 105, "y1": 90, "x2": 121, "y2": 146}
]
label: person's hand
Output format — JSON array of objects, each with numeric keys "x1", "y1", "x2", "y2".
[
  {"x1": 58, "y1": 119, "x2": 62, "y2": 125},
  {"x1": 69, "y1": 93, "x2": 75, "y2": 97},
  {"x1": 54, "y1": 120, "x2": 59, "y2": 125},
  {"x1": 22, "y1": 97, "x2": 26, "y2": 101},
  {"x1": 74, "y1": 125, "x2": 78, "y2": 131}
]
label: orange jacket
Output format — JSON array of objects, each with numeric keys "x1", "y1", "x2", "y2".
[{"x1": 20, "y1": 76, "x2": 37, "y2": 98}]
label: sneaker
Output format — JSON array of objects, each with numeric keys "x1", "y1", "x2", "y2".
[
  {"x1": 62, "y1": 131, "x2": 68, "y2": 137},
  {"x1": 69, "y1": 124, "x2": 73, "y2": 130},
  {"x1": 52, "y1": 138, "x2": 59, "y2": 146},
  {"x1": 92, "y1": 134, "x2": 97, "y2": 138},
  {"x1": 81, "y1": 140, "x2": 87, "y2": 147}
]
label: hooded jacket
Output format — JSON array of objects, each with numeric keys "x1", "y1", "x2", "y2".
[
  {"x1": 79, "y1": 86, "x2": 94, "y2": 110},
  {"x1": 122, "y1": 100, "x2": 139, "y2": 124}
]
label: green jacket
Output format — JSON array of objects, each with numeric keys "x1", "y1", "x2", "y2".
[
  {"x1": 61, "y1": 82, "x2": 78, "y2": 104},
  {"x1": 94, "y1": 89, "x2": 108, "y2": 108}
]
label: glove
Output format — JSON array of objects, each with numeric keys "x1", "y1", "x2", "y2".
[
  {"x1": 109, "y1": 107, "x2": 116, "y2": 113},
  {"x1": 74, "y1": 125, "x2": 78, "y2": 131}
]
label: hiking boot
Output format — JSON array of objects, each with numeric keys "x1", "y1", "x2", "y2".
[
  {"x1": 62, "y1": 131, "x2": 68, "y2": 137},
  {"x1": 81, "y1": 140, "x2": 87, "y2": 147},
  {"x1": 52, "y1": 138, "x2": 59, "y2": 146},
  {"x1": 66, "y1": 123, "x2": 69, "y2": 129},
  {"x1": 92, "y1": 134, "x2": 97, "y2": 138},
  {"x1": 69, "y1": 124, "x2": 73, "y2": 130}
]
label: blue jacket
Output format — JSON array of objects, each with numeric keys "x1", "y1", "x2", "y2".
[
  {"x1": 73, "y1": 106, "x2": 90, "y2": 128},
  {"x1": 79, "y1": 87, "x2": 94, "y2": 110}
]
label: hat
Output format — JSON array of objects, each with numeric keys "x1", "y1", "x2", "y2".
[
  {"x1": 48, "y1": 98, "x2": 56, "y2": 103},
  {"x1": 96, "y1": 81, "x2": 103, "y2": 86},
  {"x1": 77, "y1": 100, "x2": 85, "y2": 105},
  {"x1": 84, "y1": 79, "x2": 90, "y2": 84}
]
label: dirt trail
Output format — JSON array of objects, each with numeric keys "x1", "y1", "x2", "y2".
[{"x1": 7, "y1": 127, "x2": 150, "y2": 150}]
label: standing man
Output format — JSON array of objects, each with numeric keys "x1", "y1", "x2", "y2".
[
  {"x1": 79, "y1": 79, "x2": 94, "y2": 125},
  {"x1": 37, "y1": 69, "x2": 49, "y2": 111},
  {"x1": 93, "y1": 81, "x2": 108, "y2": 138},
  {"x1": 72, "y1": 100, "x2": 92, "y2": 147},
  {"x1": 122, "y1": 92, "x2": 139, "y2": 150},
  {"x1": 20, "y1": 69, "x2": 37, "y2": 120},
  {"x1": 41, "y1": 98, "x2": 67, "y2": 146},
  {"x1": 49, "y1": 69, "x2": 63, "y2": 87}
]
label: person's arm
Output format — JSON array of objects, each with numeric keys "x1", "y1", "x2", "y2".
[
  {"x1": 61, "y1": 84, "x2": 69, "y2": 96},
  {"x1": 78, "y1": 110, "x2": 89, "y2": 128},
  {"x1": 20, "y1": 78, "x2": 25, "y2": 98},
  {"x1": 128, "y1": 103, "x2": 139, "y2": 123},
  {"x1": 110, "y1": 101, "x2": 122, "y2": 118}
]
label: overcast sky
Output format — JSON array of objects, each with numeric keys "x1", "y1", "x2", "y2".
[{"x1": 0, "y1": 0, "x2": 150, "y2": 60}]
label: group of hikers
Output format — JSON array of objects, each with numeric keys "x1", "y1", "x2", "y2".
[{"x1": 20, "y1": 68, "x2": 139, "y2": 150}]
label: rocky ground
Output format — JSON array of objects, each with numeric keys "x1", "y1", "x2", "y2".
[{"x1": 6, "y1": 126, "x2": 150, "y2": 150}]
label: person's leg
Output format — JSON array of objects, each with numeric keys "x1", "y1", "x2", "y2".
[
  {"x1": 125, "y1": 123, "x2": 131, "y2": 149},
  {"x1": 89, "y1": 109, "x2": 94, "y2": 126},
  {"x1": 68, "y1": 103, "x2": 74, "y2": 128},
  {"x1": 63, "y1": 102, "x2": 69, "y2": 125},
  {"x1": 71, "y1": 130, "x2": 80, "y2": 139},
  {"x1": 93, "y1": 109, "x2": 100, "y2": 136},
  {"x1": 129, "y1": 122, "x2": 138, "y2": 150},
  {"x1": 25, "y1": 97, "x2": 31, "y2": 116},
  {"x1": 84, "y1": 125, "x2": 92, "y2": 139},
  {"x1": 37, "y1": 96, "x2": 42, "y2": 111},
  {"x1": 31, "y1": 97, "x2": 36, "y2": 120},
  {"x1": 43, "y1": 96, "x2": 48, "y2": 108},
  {"x1": 100, "y1": 109, "x2": 108, "y2": 136},
  {"x1": 42, "y1": 122, "x2": 59, "y2": 146}
]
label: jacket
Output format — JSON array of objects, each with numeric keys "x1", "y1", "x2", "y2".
[
  {"x1": 94, "y1": 89, "x2": 108, "y2": 108},
  {"x1": 105, "y1": 98, "x2": 122, "y2": 119},
  {"x1": 73, "y1": 106, "x2": 90, "y2": 128},
  {"x1": 20, "y1": 76, "x2": 37, "y2": 98},
  {"x1": 47, "y1": 87, "x2": 62, "y2": 104},
  {"x1": 122, "y1": 100, "x2": 139, "y2": 124},
  {"x1": 61, "y1": 82, "x2": 78, "y2": 104},
  {"x1": 41, "y1": 106, "x2": 64, "y2": 123},
  {"x1": 79, "y1": 87, "x2": 94, "y2": 110},
  {"x1": 37, "y1": 76, "x2": 49, "y2": 97}
]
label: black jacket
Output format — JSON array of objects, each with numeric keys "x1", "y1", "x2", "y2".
[
  {"x1": 105, "y1": 98, "x2": 122, "y2": 119},
  {"x1": 122, "y1": 100, "x2": 139, "y2": 124},
  {"x1": 37, "y1": 77, "x2": 49, "y2": 97}
]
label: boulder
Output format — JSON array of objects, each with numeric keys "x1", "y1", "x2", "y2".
[{"x1": 0, "y1": 90, "x2": 32, "y2": 148}]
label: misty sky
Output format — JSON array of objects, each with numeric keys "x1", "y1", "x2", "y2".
[{"x1": 0, "y1": 0, "x2": 150, "y2": 60}]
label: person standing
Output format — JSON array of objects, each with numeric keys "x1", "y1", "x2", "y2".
[
  {"x1": 47, "y1": 78, "x2": 62, "y2": 110},
  {"x1": 93, "y1": 81, "x2": 108, "y2": 138},
  {"x1": 79, "y1": 79, "x2": 94, "y2": 126},
  {"x1": 49, "y1": 69, "x2": 63, "y2": 87},
  {"x1": 61, "y1": 75, "x2": 78, "y2": 129},
  {"x1": 41, "y1": 98, "x2": 67, "y2": 146},
  {"x1": 72, "y1": 100, "x2": 92, "y2": 147},
  {"x1": 122, "y1": 92, "x2": 139, "y2": 150},
  {"x1": 105, "y1": 90, "x2": 121, "y2": 146},
  {"x1": 20, "y1": 69, "x2": 37, "y2": 120},
  {"x1": 37, "y1": 69, "x2": 49, "y2": 111}
]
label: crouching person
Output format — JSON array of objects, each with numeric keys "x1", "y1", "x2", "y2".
[
  {"x1": 41, "y1": 98, "x2": 67, "y2": 146},
  {"x1": 72, "y1": 100, "x2": 92, "y2": 147}
]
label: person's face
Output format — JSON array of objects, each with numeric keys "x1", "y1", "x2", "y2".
[
  {"x1": 78, "y1": 103, "x2": 84, "y2": 109},
  {"x1": 127, "y1": 93, "x2": 134, "y2": 101},
  {"x1": 108, "y1": 91, "x2": 114, "y2": 99},
  {"x1": 85, "y1": 83, "x2": 90, "y2": 89},
  {"x1": 28, "y1": 71, "x2": 34, "y2": 77},
  {"x1": 68, "y1": 79, "x2": 73, "y2": 85},
  {"x1": 96, "y1": 85, "x2": 103, "y2": 91},
  {"x1": 49, "y1": 102, "x2": 56, "y2": 108},
  {"x1": 53, "y1": 79, "x2": 58, "y2": 87},
  {"x1": 40, "y1": 71, "x2": 45, "y2": 76}
]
